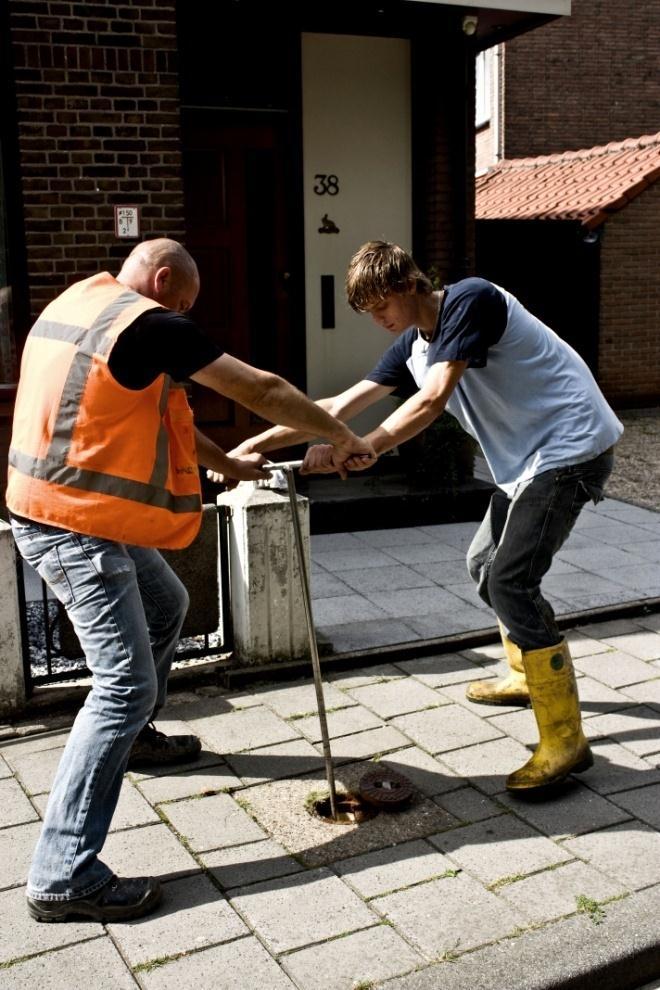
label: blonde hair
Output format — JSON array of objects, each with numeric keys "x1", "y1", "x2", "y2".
[{"x1": 345, "y1": 241, "x2": 433, "y2": 312}]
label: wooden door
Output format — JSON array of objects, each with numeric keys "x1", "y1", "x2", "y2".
[{"x1": 182, "y1": 114, "x2": 299, "y2": 452}]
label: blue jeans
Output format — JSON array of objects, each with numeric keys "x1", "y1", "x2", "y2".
[
  {"x1": 466, "y1": 450, "x2": 614, "y2": 651},
  {"x1": 11, "y1": 518, "x2": 189, "y2": 901}
]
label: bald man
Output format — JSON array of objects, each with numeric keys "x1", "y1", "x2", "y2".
[{"x1": 7, "y1": 239, "x2": 374, "y2": 922}]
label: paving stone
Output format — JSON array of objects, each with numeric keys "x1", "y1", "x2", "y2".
[
  {"x1": 108, "y1": 873, "x2": 246, "y2": 966},
  {"x1": 243, "y1": 764, "x2": 457, "y2": 869},
  {"x1": 355, "y1": 527, "x2": 436, "y2": 547},
  {"x1": 312, "y1": 594, "x2": 388, "y2": 626},
  {"x1": 430, "y1": 814, "x2": 571, "y2": 885},
  {"x1": 446, "y1": 581, "x2": 493, "y2": 611},
  {"x1": 0, "y1": 884, "x2": 100, "y2": 964},
  {"x1": 439, "y1": 676, "x2": 529, "y2": 717},
  {"x1": 579, "y1": 618, "x2": 655, "y2": 639},
  {"x1": 604, "y1": 563, "x2": 660, "y2": 595},
  {"x1": 0, "y1": 755, "x2": 11, "y2": 779},
  {"x1": 105, "y1": 781, "x2": 160, "y2": 831},
  {"x1": 312, "y1": 533, "x2": 367, "y2": 552},
  {"x1": 137, "y1": 935, "x2": 297, "y2": 990},
  {"x1": 202, "y1": 838, "x2": 303, "y2": 890},
  {"x1": 573, "y1": 650, "x2": 657, "y2": 689},
  {"x1": 137, "y1": 763, "x2": 242, "y2": 804},
  {"x1": 255, "y1": 681, "x2": 354, "y2": 719},
  {"x1": 600, "y1": 630, "x2": 660, "y2": 660},
  {"x1": 392, "y1": 704, "x2": 503, "y2": 755},
  {"x1": 0, "y1": 778, "x2": 39, "y2": 828},
  {"x1": 609, "y1": 782, "x2": 660, "y2": 829},
  {"x1": 229, "y1": 867, "x2": 375, "y2": 954},
  {"x1": 335, "y1": 838, "x2": 454, "y2": 898},
  {"x1": 396, "y1": 652, "x2": 483, "y2": 687},
  {"x1": 365, "y1": 585, "x2": 480, "y2": 620},
  {"x1": 581, "y1": 739, "x2": 660, "y2": 795},
  {"x1": 565, "y1": 630, "x2": 614, "y2": 657},
  {"x1": 317, "y1": 619, "x2": 421, "y2": 654},
  {"x1": 419, "y1": 521, "x2": 479, "y2": 550},
  {"x1": 4, "y1": 747, "x2": 66, "y2": 795},
  {"x1": 380, "y1": 746, "x2": 461, "y2": 797},
  {"x1": 499, "y1": 781, "x2": 630, "y2": 838},
  {"x1": 0, "y1": 935, "x2": 136, "y2": 989},
  {"x1": 562, "y1": 822, "x2": 660, "y2": 889},
  {"x1": 226, "y1": 737, "x2": 325, "y2": 786},
  {"x1": 327, "y1": 663, "x2": 406, "y2": 689},
  {"x1": 406, "y1": 607, "x2": 495, "y2": 638},
  {"x1": 372, "y1": 872, "x2": 523, "y2": 958},
  {"x1": 574, "y1": 675, "x2": 637, "y2": 716},
  {"x1": 620, "y1": 677, "x2": 660, "y2": 706},
  {"x1": 294, "y1": 705, "x2": 384, "y2": 743},
  {"x1": 318, "y1": 725, "x2": 410, "y2": 762},
  {"x1": 0, "y1": 729, "x2": 71, "y2": 759},
  {"x1": 0, "y1": 822, "x2": 42, "y2": 889},
  {"x1": 162, "y1": 792, "x2": 266, "y2": 853},
  {"x1": 339, "y1": 563, "x2": 434, "y2": 593},
  {"x1": 380, "y1": 542, "x2": 466, "y2": 565},
  {"x1": 409, "y1": 558, "x2": 474, "y2": 586},
  {"x1": 585, "y1": 705, "x2": 660, "y2": 756},
  {"x1": 487, "y1": 707, "x2": 538, "y2": 746},
  {"x1": 126, "y1": 747, "x2": 224, "y2": 782},
  {"x1": 189, "y1": 706, "x2": 300, "y2": 754},
  {"x1": 434, "y1": 786, "x2": 506, "y2": 824},
  {"x1": 102, "y1": 822, "x2": 199, "y2": 880},
  {"x1": 282, "y1": 923, "x2": 424, "y2": 990},
  {"x1": 313, "y1": 547, "x2": 397, "y2": 571},
  {"x1": 311, "y1": 571, "x2": 354, "y2": 599},
  {"x1": 437, "y1": 737, "x2": 538, "y2": 794},
  {"x1": 347, "y1": 677, "x2": 444, "y2": 719},
  {"x1": 496, "y1": 859, "x2": 627, "y2": 925}
]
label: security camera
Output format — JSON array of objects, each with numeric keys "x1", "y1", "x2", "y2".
[{"x1": 462, "y1": 15, "x2": 478, "y2": 36}]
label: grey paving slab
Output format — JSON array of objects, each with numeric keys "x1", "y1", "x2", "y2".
[
  {"x1": 136, "y1": 762, "x2": 242, "y2": 804},
  {"x1": 439, "y1": 674, "x2": 529, "y2": 717},
  {"x1": 487, "y1": 707, "x2": 538, "y2": 746},
  {"x1": 574, "y1": 650, "x2": 658, "y2": 689},
  {"x1": 161, "y1": 791, "x2": 267, "y2": 853},
  {"x1": 189, "y1": 706, "x2": 300, "y2": 754},
  {"x1": 311, "y1": 533, "x2": 366, "y2": 552},
  {"x1": 406, "y1": 606, "x2": 495, "y2": 638},
  {"x1": 338, "y1": 563, "x2": 434, "y2": 593},
  {"x1": 381, "y1": 884, "x2": 660, "y2": 990},
  {"x1": 420, "y1": 521, "x2": 479, "y2": 550},
  {"x1": 108, "y1": 873, "x2": 246, "y2": 966},
  {"x1": 380, "y1": 541, "x2": 468, "y2": 565},
  {"x1": 559, "y1": 589, "x2": 641, "y2": 610},
  {"x1": 396, "y1": 651, "x2": 484, "y2": 687},
  {"x1": 434, "y1": 786, "x2": 507, "y2": 824},
  {"x1": 316, "y1": 724, "x2": 410, "y2": 762},
  {"x1": 499, "y1": 781, "x2": 630, "y2": 839},
  {"x1": 317, "y1": 619, "x2": 421, "y2": 653},
  {"x1": 392, "y1": 703, "x2": 504, "y2": 755},
  {"x1": 0, "y1": 822, "x2": 42, "y2": 890},
  {"x1": 579, "y1": 617, "x2": 652, "y2": 639},
  {"x1": 575, "y1": 675, "x2": 638, "y2": 716},
  {"x1": 562, "y1": 821, "x2": 660, "y2": 889},
  {"x1": 446, "y1": 580, "x2": 493, "y2": 611},
  {"x1": 225, "y1": 737, "x2": 325, "y2": 786},
  {"x1": 311, "y1": 594, "x2": 388, "y2": 626},
  {"x1": 365, "y1": 584, "x2": 480, "y2": 619},
  {"x1": 201, "y1": 838, "x2": 303, "y2": 890},
  {"x1": 335, "y1": 837, "x2": 455, "y2": 898},
  {"x1": 312, "y1": 547, "x2": 397, "y2": 571},
  {"x1": 372, "y1": 872, "x2": 523, "y2": 958},
  {"x1": 0, "y1": 778, "x2": 39, "y2": 829},
  {"x1": 137, "y1": 935, "x2": 297, "y2": 990},
  {"x1": 495, "y1": 859, "x2": 627, "y2": 925},
  {"x1": 408, "y1": 558, "x2": 474, "y2": 585},
  {"x1": 105, "y1": 781, "x2": 161, "y2": 831},
  {"x1": 354, "y1": 526, "x2": 436, "y2": 547},
  {"x1": 429, "y1": 814, "x2": 571, "y2": 886},
  {"x1": 581, "y1": 739, "x2": 660, "y2": 795},
  {"x1": 310, "y1": 571, "x2": 353, "y2": 599},
  {"x1": 4, "y1": 747, "x2": 66, "y2": 795},
  {"x1": 0, "y1": 754, "x2": 11, "y2": 779},
  {"x1": 380, "y1": 746, "x2": 462, "y2": 797},
  {"x1": 437, "y1": 737, "x2": 538, "y2": 794},
  {"x1": 568, "y1": 520, "x2": 655, "y2": 547},
  {"x1": 621, "y1": 677, "x2": 660, "y2": 706},
  {"x1": 293, "y1": 704, "x2": 384, "y2": 743},
  {"x1": 609, "y1": 782, "x2": 660, "y2": 830},
  {"x1": 102, "y1": 822, "x2": 199, "y2": 880},
  {"x1": 281, "y1": 923, "x2": 424, "y2": 990},
  {"x1": 565, "y1": 629, "x2": 615, "y2": 656},
  {"x1": 0, "y1": 729, "x2": 72, "y2": 759},
  {"x1": 347, "y1": 677, "x2": 444, "y2": 719},
  {"x1": 126, "y1": 746, "x2": 225, "y2": 782},
  {"x1": 255, "y1": 680, "x2": 355, "y2": 719},
  {"x1": 327, "y1": 662, "x2": 404, "y2": 688},
  {"x1": 600, "y1": 629, "x2": 660, "y2": 660},
  {"x1": 586, "y1": 705, "x2": 660, "y2": 757},
  {"x1": 0, "y1": 884, "x2": 101, "y2": 965},
  {"x1": 606, "y1": 564, "x2": 660, "y2": 595},
  {"x1": 229, "y1": 867, "x2": 375, "y2": 954},
  {"x1": 542, "y1": 569, "x2": 635, "y2": 600}
]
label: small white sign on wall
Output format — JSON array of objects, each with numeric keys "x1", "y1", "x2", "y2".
[{"x1": 114, "y1": 205, "x2": 140, "y2": 239}]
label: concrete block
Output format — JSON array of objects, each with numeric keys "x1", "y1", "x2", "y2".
[
  {"x1": 563, "y1": 821, "x2": 660, "y2": 889},
  {"x1": 581, "y1": 739, "x2": 660, "y2": 795},
  {"x1": 0, "y1": 778, "x2": 39, "y2": 828},
  {"x1": 202, "y1": 838, "x2": 302, "y2": 890},
  {"x1": 574, "y1": 651, "x2": 657, "y2": 689},
  {"x1": 610, "y1": 782, "x2": 660, "y2": 829},
  {"x1": 137, "y1": 936, "x2": 297, "y2": 990},
  {"x1": 161, "y1": 791, "x2": 267, "y2": 853},
  {"x1": 136, "y1": 763, "x2": 242, "y2": 804},
  {"x1": 225, "y1": 737, "x2": 324, "y2": 787},
  {"x1": 380, "y1": 746, "x2": 462, "y2": 796},
  {"x1": 229, "y1": 867, "x2": 375, "y2": 954},
  {"x1": 338, "y1": 563, "x2": 434, "y2": 593},
  {"x1": 0, "y1": 822, "x2": 42, "y2": 890},
  {"x1": 392, "y1": 703, "x2": 503, "y2": 755},
  {"x1": 601, "y1": 630, "x2": 660, "y2": 660},
  {"x1": 335, "y1": 838, "x2": 454, "y2": 898},
  {"x1": 317, "y1": 618, "x2": 421, "y2": 654},
  {"x1": 317, "y1": 725, "x2": 410, "y2": 763},
  {"x1": 434, "y1": 786, "x2": 506, "y2": 824},
  {"x1": 347, "y1": 677, "x2": 445, "y2": 719},
  {"x1": 307, "y1": 593, "x2": 387, "y2": 627},
  {"x1": 0, "y1": 936, "x2": 137, "y2": 989},
  {"x1": 497, "y1": 859, "x2": 627, "y2": 925},
  {"x1": 190, "y1": 706, "x2": 299, "y2": 754},
  {"x1": 586, "y1": 705, "x2": 660, "y2": 756},
  {"x1": 312, "y1": 546, "x2": 395, "y2": 571},
  {"x1": 498, "y1": 781, "x2": 629, "y2": 839},
  {"x1": 218, "y1": 485, "x2": 310, "y2": 663},
  {"x1": 254, "y1": 680, "x2": 354, "y2": 719},
  {"x1": 354, "y1": 527, "x2": 436, "y2": 547},
  {"x1": 102, "y1": 823, "x2": 199, "y2": 881},
  {"x1": 0, "y1": 884, "x2": 99, "y2": 966},
  {"x1": 294, "y1": 704, "x2": 384, "y2": 743},
  {"x1": 0, "y1": 522, "x2": 26, "y2": 714},
  {"x1": 437, "y1": 737, "x2": 536, "y2": 793}
]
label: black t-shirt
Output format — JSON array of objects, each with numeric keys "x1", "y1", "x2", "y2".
[
  {"x1": 366, "y1": 277, "x2": 508, "y2": 397},
  {"x1": 108, "y1": 308, "x2": 223, "y2": 389}
]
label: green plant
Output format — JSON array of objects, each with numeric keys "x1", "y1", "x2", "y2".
[{"x1": 576, "y1": 894, "x2": 606, "y2": 925}]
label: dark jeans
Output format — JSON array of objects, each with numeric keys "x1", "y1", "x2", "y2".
[{"x1": 466, "y1": 449, "x2": 614, "y2": 651}]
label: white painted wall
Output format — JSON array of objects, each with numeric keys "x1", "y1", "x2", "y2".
[{"x1": 302, "y1": 33, "x2": 412, "y2": 433}]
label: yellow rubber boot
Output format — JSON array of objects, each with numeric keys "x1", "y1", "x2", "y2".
[
  {"x1": 506, "y1": 639, "x2": 593, "y2": 791},
  {"x1": 466, "y1": 623, "x2": 530, "y2": 706}
]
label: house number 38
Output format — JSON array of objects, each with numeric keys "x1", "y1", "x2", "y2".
[{"x1": 314, "y1": 174, "x2": 339, "y2": 196}]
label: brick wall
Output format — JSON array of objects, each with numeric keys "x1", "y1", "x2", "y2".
[
  {"x1": 504, "y1": 0, "x2": 660, "y2": 158},
  {"x1": 9, "y1": 0, "x2": 185, "y2": 321},
  {"x1": 598, "y1": 182, "x2": 660, "y2": 405}
]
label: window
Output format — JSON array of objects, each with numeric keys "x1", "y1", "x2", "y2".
[{"x1": 476, "y1": 50, "x2": 492, "y2": 129}]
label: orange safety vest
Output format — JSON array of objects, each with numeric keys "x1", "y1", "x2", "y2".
[{"x1": 6, "y1": 272, "x2": 202, "y2": 549}]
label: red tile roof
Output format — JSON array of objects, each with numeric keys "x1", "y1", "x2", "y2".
[{"x1": 476, "y1": 132, "x2": 660, "y2": 229}]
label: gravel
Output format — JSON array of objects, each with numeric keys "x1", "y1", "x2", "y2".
[{"x1": 606, "y1": 409, "x2": 660, "y2": 512}]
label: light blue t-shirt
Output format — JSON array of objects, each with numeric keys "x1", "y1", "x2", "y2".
[{"x1": 367, "y1": 279, "x2": 623, "y2": 495}]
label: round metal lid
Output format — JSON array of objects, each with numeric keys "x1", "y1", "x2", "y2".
[{"x1": 358, "y1": 767, "x2": 415, "y2": 810}]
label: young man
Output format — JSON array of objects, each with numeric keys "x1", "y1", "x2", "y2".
[
  {"x1": 7, "y1": 238, "x2": 374, "y2": 922},
  {"x1": 225, "y1": 240, "x2": 623, "y2": 797}
]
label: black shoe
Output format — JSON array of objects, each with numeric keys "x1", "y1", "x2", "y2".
[
  {"x1": 127, "y1": 721, "x2": 202, "y2": 769},
  {"x1": 27, "y1": 875, "x2": 162, "y2": 922}
]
